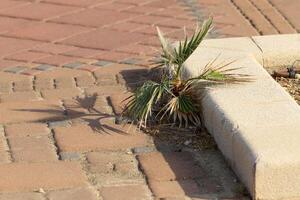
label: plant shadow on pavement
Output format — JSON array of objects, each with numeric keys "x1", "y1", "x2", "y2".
[
  {"x1": 13, "y1": 93, "x2": 128, "y2": 134},
  {"x1": 120, "y1": 68, "x2": 249, "y2": 199}
]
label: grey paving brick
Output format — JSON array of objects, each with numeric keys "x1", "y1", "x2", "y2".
[
  {"x1": 34, "y1": 64, "x2": 55, "y2": 71},
  {"x1": 60, "y1": 152, "x2": 81, "y2": 161},
  {"x1": 92, "y1": 60, "x2": 113, "y2": 67},
  {"x1": 4, "y1": 66, "x2": 28, "y2": 74},
  {"x1": 63, "y1": 62, "x2": 84, "y2": 69}
]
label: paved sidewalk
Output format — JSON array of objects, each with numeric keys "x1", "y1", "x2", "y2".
[{"x1": 0, "y1": 0, "x2": 298, "y2": 199}]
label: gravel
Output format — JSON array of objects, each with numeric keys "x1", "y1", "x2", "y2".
[{"x1": 275, "y1": 77, "x2": 300, "y2": 104}]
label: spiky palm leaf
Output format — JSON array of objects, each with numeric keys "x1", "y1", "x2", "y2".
[{"x1": 155, "y1": 17, "x2": 213, "y2": 79}]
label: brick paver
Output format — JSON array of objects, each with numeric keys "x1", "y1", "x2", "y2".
[{"x1": 0, "y1": 0, "x2": 298, "y2": 199}]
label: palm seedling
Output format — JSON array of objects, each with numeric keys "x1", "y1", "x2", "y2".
[{"x1": 123, "y1": 17, "x2": 249, "y2": 128}]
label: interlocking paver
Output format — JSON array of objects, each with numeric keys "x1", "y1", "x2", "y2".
[
  {"x1": 137, "y1": 152, "x2": 206, "y2": 181},
  {"x1": 99, "y1": 185, "x2": 152, "y2": 200},
  {"x1": 54, "y1": 124, "x2": 151, "y2": 152},
  {"x1": 0, "y1": 162, "x2": 87, "y2": 192},
  {"x1": 47, "y1": 187, "x2": 98, "y2": 200},
  {"x1": 5, "y1": 123, "x2": 49, "y2": 138},
  {"x1": 0, "y1": 37, "x2": 42, "y2": 57},
  {"x1": 5, "y1": 51, "x2": 51, "y2": 63},
  {"x1": 0, "y1": 3, "x2": 80, "y2": 20},
  {"x1": 60, "y1": 29, "x2": 148, "y2": 50},
  {"x1": 0, "y1": 100, "x2": 65, "y2": 124},
  {"x1": 51, "y1": 9, "x2": 138, "y2": 27},
  {"x1": 0, "y1": 91, "x2": 41, "y2": 103},
  {"x1": 0, "y1": 192, "x2": 45, "y2": 200},
  {"x1": 4, "y1": 22, "x2": 90, "y2": 42}
]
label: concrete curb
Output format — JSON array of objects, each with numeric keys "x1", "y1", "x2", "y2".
[{"x1": 183, "y1": 34, "x2": 300, "y2": 199}]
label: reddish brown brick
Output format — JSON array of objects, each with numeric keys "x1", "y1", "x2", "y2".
[
  {"x1": 0, "y1": 3, "x2": 80, "y2": 20},
  {"x1": 4, "y1": 21, "x2": 90, "y2": 42},
  {"x1": 34, "y1": 55, "x2": 80, "y2": 66},
  {"x1": 0, "y1": 100, "x2": 65, "y2": 124},
  {"x1": 0, "y1": 162, "x2": 87, "y2": 192},
  {"x1": 43, "y1": 0, "x2": 106, "y2": 7},
  {"x1": 100, "y1": 185, "x2": 152, "y2": 200},
  {"x1": 5, "y1": 51, "x2": 51, "y2": 62},
  {"x1": 47, "y1": 187, "x2": 98, "y2": 200},
  {"x1": 41, "y1": 88, "x2": 82, "y2": 100},
  {"x1": 0, "y1": 16, "x2": 33, "y2": 34},
  {"x1": 54, "y1": 124, "x2": 150, "y2": 152},
  {"x1": 149, "y1": 180, "x2": 201, "y2": 198},
  {"x1": 5, "y1": 123, "x2": 49, "y2": 138},
  {"x1": 61, "y1": 29, "x2": 148, "y2": 50},
  {"x1": 0, "y1": 91, "x2": 41, "y2": 103},
  {"x1": 51, "y1": 9, "x2": 137, "y2": 27},
  {"x1": 137, "y1": 152, "x2": 205, "y2": 181},
  {"x1": 12, "y1": 148, "x2": 58, "y2": 162},
  {"x1": 0, "y1": 37, "x2": 42, "y2": 57},
  {"x1": 55, "y1": 76, "x2": 76, "y2": 89},
  {"x1": 0, "y1": 192, "x2": 44, "y2": 200},
  {"x1": 61, "y1": 48, "x2": 104, "y2": 58},
  {"x1": 31, "y1": 43, "x2": 78, "y2": 54}
]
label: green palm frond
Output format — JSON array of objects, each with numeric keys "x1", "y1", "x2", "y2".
[
  {"x1": 161, "y1": 93, "x2": 201, "y2": 127},
  {"x1": 123, "y1": 79, "x2": 170, "y2": 127},
  {"x1": 154, "y1": 17, "x2": 213, "y2": 79}
]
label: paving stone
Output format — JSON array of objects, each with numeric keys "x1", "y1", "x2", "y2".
[
  {"x1": 60, "y1": 152, "x2": 81, "y2": 161},
  {"x1": 21, "y1": 69, "x2": 42, "y2": 76},
  {"x1": 61, "y1": 48, "x2": 104, "y2": 58},
  {"x1": 54, "y1": 124, "x2": 150, "y2": 152},
  {"x1": 63, "y1": 62, "x2": 85, "y2": 69},
  {"x1": 50, "y1": 9, "x2": 137, "y2": 28},
  {"x1": 137, "y1": 152, "x2": 206, "y2": 181},
  {"x1": 5, "y1": 51, "x2": 51, "y2": 63},
  {"x1": 48, "y1": 187, "x2": 98, "y2": 200},
  {"x1": 13, "y1": 79, "x2": 33, "y2": 92},
  {"x1": 12, "y1": 148, "x2": 58, "y2": 162},
  {"x1": 0, "y1": 37, "x2": 42, "y2": 58},
  {"x1": 31, "y1": 44, "x2": 77, "y2": 55},
  {"x1": 148, "y1": 180, "x2": 201, "y2": 198},
  {"x1": 0, "y1": 81, "x2": 12, "y2": 93},
  {"x1": 0, "y1": 91, "x2": 41, "y2": 103},
  {"x1": 54, "y1": 77, "x2": 76, "y2": 89},
  {"x1": 34, "y1": 64, "x2": 55, "y2": 71},
  {"x1": 61, "y1": 29, "x2": 147, "y2": 50},
  {"x1": 84, "y1": 85, "x2": 126, "y2": 96},
  {"x1": 34, "y1": 55, "x2": 81, "y2": 67},
  {"x1": 92, "y1": 60, "x2": 114, "y2": 67},
  {"x1": 4, "y1": 66, "x2": 28, "y2": 74},
  {"x1": 34, "y1": 77, "x2": 55, "y2": 90},
  {"x1": 5, "y1": 123, "x2": 49, "y2": 138},
  {"x1": 41, "y1": 88, "x2": 82, "y2": 100},
  {"x1": 0, "y1": 162, "x2": 87, "y2": 192},
  {"x1": 132, "y1": 146, "x2": 157, "y2": 154},
  {"x1": 43, "y1": 0, "x2": 105, "y2": 7},
  {"x1": 85, "y1": 150, "x2": 144, "y2": 185},
  {"x1": 0, "y1": 192, "x2": 45, "y2": 200},
  {"x1": 0, "y1": 100, "x2": 65, "y2": 124},
  {"x1": 48, "y1": 120, "x2": 71, "y2": 129},
  {"x1": 100, "y1": 185, "x2": 152, "y2": 200},
  {"x1": 75, "y1": 74, "x2": 95, "y2": 87},
  {"x1": 120, "y1": 58, "x2": 142, "y2": 65},
  {"x1": 93, "y1": 51, "x2": 134, "y2": 62},
  {"x1": 8, "y1": 135, "x2": 54, "y2": 151},
  {"x1": 4, "y1": 22, "x2": 90, "y2": 42},
  {"x1": 0, "y1": 3, "x2": 80, "y2": 20}
]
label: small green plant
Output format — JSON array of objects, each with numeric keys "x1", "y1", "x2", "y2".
[{"x1": 123, "y1": 18, "x2": 249, "y2": 128}]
